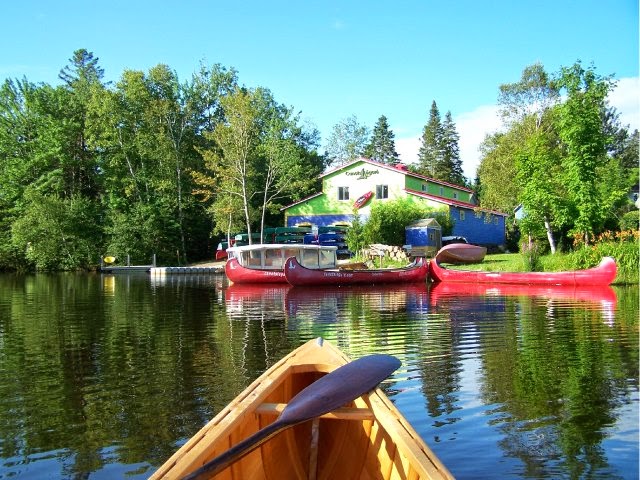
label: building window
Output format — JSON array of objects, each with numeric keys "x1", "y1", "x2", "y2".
[
  {"x1": 494, "y1": 216, "x2": 499, "y2": 225},
  {"x1": 376, "y1": 184, "x2": 388, "y2": 199},
  {"x1": 338, "y1": 186, "x2": 349, "y2": 200},
  {"x1": 439, "y1": 186, "x2": 444, "y2": 196},
  {"x1": 459, "y1": 209, "x2": 465, "y2": 221},
  {"x1": 421, "y1": 184, "x2": 428, "y2": 192},
  {"x1": 453, "y1": 192, "x2": 458, "y2": 199}
]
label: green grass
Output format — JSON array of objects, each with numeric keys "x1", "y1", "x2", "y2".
[{"x1": 443, "y1": 250, "x2": 638, "y2": 285}]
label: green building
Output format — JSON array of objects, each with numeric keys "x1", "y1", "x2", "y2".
[{"x1": 282, "y1": 158, "x2": 507, "y2": 247}]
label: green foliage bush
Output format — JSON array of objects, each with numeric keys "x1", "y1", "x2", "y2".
[
  {"x1": 345, "y1": 211, "x2": 366, "y2": 254},
  {"x1": 362, "y1": 198, "x2": 435, "y2": 246},
  {"x1": 569, "y1": 230, "x2": 639, "y2": 284},
  {"x1": 620, "y1": 210, "x2": 639, "y2": 231},
  {"x1": 11, "y1": 192, "x2": 102, "y2": 271},
  {"x1": 519, "y1": 240, "x2": 543, "y2": 272}
]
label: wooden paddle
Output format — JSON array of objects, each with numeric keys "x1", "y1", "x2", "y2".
[{"x1": 182, "y1": 353, "x2": 401, "y2": 480}]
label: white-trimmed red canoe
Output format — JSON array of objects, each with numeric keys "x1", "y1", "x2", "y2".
[
  {"x1": 284, "y1": 256, "x2": 429, "y2": 286},
  {"x1": 150, "y1": 338, "x2": 454, "y2": 480},
  {"x1": 353, "y1": 191, "x2": 373, "y2": 209},
  {"x1": 434, "y1": 243, "x2": 486, "y2": 264},
  {"x1": 429, "y1": 256, "x2": 617, "y2": 286},
  {"x1": 225, "y1": 244, "x2": 338, "y2": 284}
]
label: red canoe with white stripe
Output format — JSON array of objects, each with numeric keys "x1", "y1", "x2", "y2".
[{"x1": 429, "y1": 256, "x2": 617, "y2": 286}]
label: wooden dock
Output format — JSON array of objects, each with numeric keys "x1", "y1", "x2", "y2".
[
  {"x1": 150, "y1": 266, "x2": 224, "y2": 276},
  {"x1": 100, "y1": 254, "x2": 225, "y2": 275},
  {"x1": 100, "y1": 265, "x2": 152, "y2": 273}
]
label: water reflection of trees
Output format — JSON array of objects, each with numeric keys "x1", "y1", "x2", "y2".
[
  {"x1": 0, "y1": 274, "x2": 636, "y2": 479},
  {"x1": 427, "y1": 290, "x2": 637, "y2": 478}
]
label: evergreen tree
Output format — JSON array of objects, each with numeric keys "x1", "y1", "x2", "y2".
[
  {"x1": 417, "y1": 101, "x2": 465, "y2": 185},
  {"x1": 441, "y1": 111, "x2": 466, "y2": 185},
  {"x1": 364, "y1": 115, "x2": 399, "y2": 164},
  {"x1": 417, "y1": 101, "x2": 443, "y2": 178}
]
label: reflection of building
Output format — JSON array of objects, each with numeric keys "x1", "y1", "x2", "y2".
[{"x1": 283, "y1": 158, "x2": 507, "y2": 248}]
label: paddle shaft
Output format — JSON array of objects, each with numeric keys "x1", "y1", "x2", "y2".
[
  {"x1": 182, "y1": 420, "x2": 286, "y2": 480},
  {"x1": 181, "y1": 353, "x2": 400, "y2": 480}
]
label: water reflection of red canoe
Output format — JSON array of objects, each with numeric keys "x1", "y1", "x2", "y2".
[
  {"x1": 285, "y1": 283, "x2": 430, "y2": 316},
  {"x1": 429, "y1": 281, "x2": 617, "y2": 307},
  {"x1": 429, "y1": 256, "x2": 617, "y2": 286},
  {"x1": 224, "y1": 283, "x2": 292, "y2": 313},
  {"x1": 284, "y1": 256, "x2": 428, "y2": 286},
  {"x1": 225, "y1": 283, "x2": 292, "y2": 301}
]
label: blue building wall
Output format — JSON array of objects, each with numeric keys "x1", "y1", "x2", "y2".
[
  {"x1": 450, "y1": 207, "x2": 505, "y2": 246},
  {"x1": 405, "y1": 226, "x2": 441, "y2": 247}
]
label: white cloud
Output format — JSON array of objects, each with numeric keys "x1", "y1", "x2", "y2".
[
  {"x1": 455, "y1": 105, "x2": 502, "y2": 180},
  {"x1": 395, "y1": 104, "x2": 502, "y2": 182},
  {"x1": 609, "y1": 76, "x2": 639, "y2": 131},
  {"x1": 396, "y1": 136, "x2": 421, "y2": 165},
  {"x1": 396, "y1": 76, "x2": 639, "y2": 184}
]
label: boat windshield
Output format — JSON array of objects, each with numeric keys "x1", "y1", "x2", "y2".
[
  {"x1": 319, "y1": 249, "x2": 335, "y2": 268},
  {"x1": 233, "y1": 245, "x2": 337, "y2": 269}
]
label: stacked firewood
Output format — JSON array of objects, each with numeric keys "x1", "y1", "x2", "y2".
[{"x1": 363, "y1": 244, "x2": 409, "y2": 263}]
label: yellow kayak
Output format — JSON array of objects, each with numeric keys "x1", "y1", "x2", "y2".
[{"x1": 150, "y1": 338, "x2": 454, "y2": 480}]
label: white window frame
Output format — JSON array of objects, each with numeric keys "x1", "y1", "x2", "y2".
[
  {"x1": 376, "y1": 184, "x2": 389, "y2": 199},
  {"x1": 338, "y1": 186, "x2": 349, "y2": 201}
]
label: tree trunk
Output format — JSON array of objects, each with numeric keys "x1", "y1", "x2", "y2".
[{"x1": 544, "y1": 216, "x2": 557, "y2": 254}]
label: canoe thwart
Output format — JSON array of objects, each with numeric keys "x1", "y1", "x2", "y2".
[{"x1": 256, "y1": 402, "x2": 376, "y2": 421}]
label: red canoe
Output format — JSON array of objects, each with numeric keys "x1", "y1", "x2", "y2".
[
  {"x1": 225, "y1": 257, "x2": 288, "y2": 283},
  {"x1": 225, "y1": 244, "x2": 339, "y2": 284},
  {"x1": 353, "y1": 191, "x2": 373, "y2": 209},
  {"x1": 435, "y1": 243, "x2": 487, "y2": 264},
  {"x1": 284, "y1": 256, "x2": 429, "y2": 286},
  {"x1": 429, "y1": 256, "x2": 617, "y2": 286}
]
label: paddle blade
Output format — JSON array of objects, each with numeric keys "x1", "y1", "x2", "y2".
[{"x1": 280, "y1": 353, "x2": 401, "y2": 425}]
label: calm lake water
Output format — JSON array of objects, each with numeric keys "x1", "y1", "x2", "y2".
[{"x1": 0, "y1": 272, "x2": 637, "y2": 479}]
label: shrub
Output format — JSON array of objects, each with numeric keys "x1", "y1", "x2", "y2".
[
  {"x1": 620, "y1": 210, "x2": 639, "y2": 231},
  {"x1": 570, "y1": 229, "x2": 639, "y2": 284},
  {"x1": 363, "y1": 198, "x2": 432, "y2": 246},
  {"x1": 520, "y1": 240, "x2": 542, "y2": 272}
]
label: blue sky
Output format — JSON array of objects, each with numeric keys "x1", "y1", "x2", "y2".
[{"x1": 2, "y1": 0, "x2": 638, "y2": 179}]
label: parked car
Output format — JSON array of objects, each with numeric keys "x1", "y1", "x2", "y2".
[{"x1": 441, "y1": 236, "x2": 468, "y2": 246}]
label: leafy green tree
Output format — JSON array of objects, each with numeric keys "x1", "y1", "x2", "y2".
[
  {"x1": 57, "y1": 49, "x2": 106, "y2": 199},
  {"x1": 555, "y1": 62, "x2": 617, "y2": 244},
  {"x1": 515, "y1": 124, "x2": 570, "y2": 252},
  {"x1": 199, "y1": 87, "x2": 265, "y2": 243},
  {"x1": 477, "y1": 132, "x2": 521, "y2": 213},
  {"x1": 11, "y1": 191, "x2": 101, "y2": 270},
  {"x1": 345, "y1": 209, "x2": 366, "y2": 254},
  {"x1": 363, "y1": 115, "x2": 399, "y2": 164},
  {"x1": 258, "y1": 105, "x2": 323, "y2": 241},
  {"x1": 498, "y1": 63, "x2": 563, "y2": 253},
  {"x1": 324, "y1": 115, "x2": 369, "y2": 167}
]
